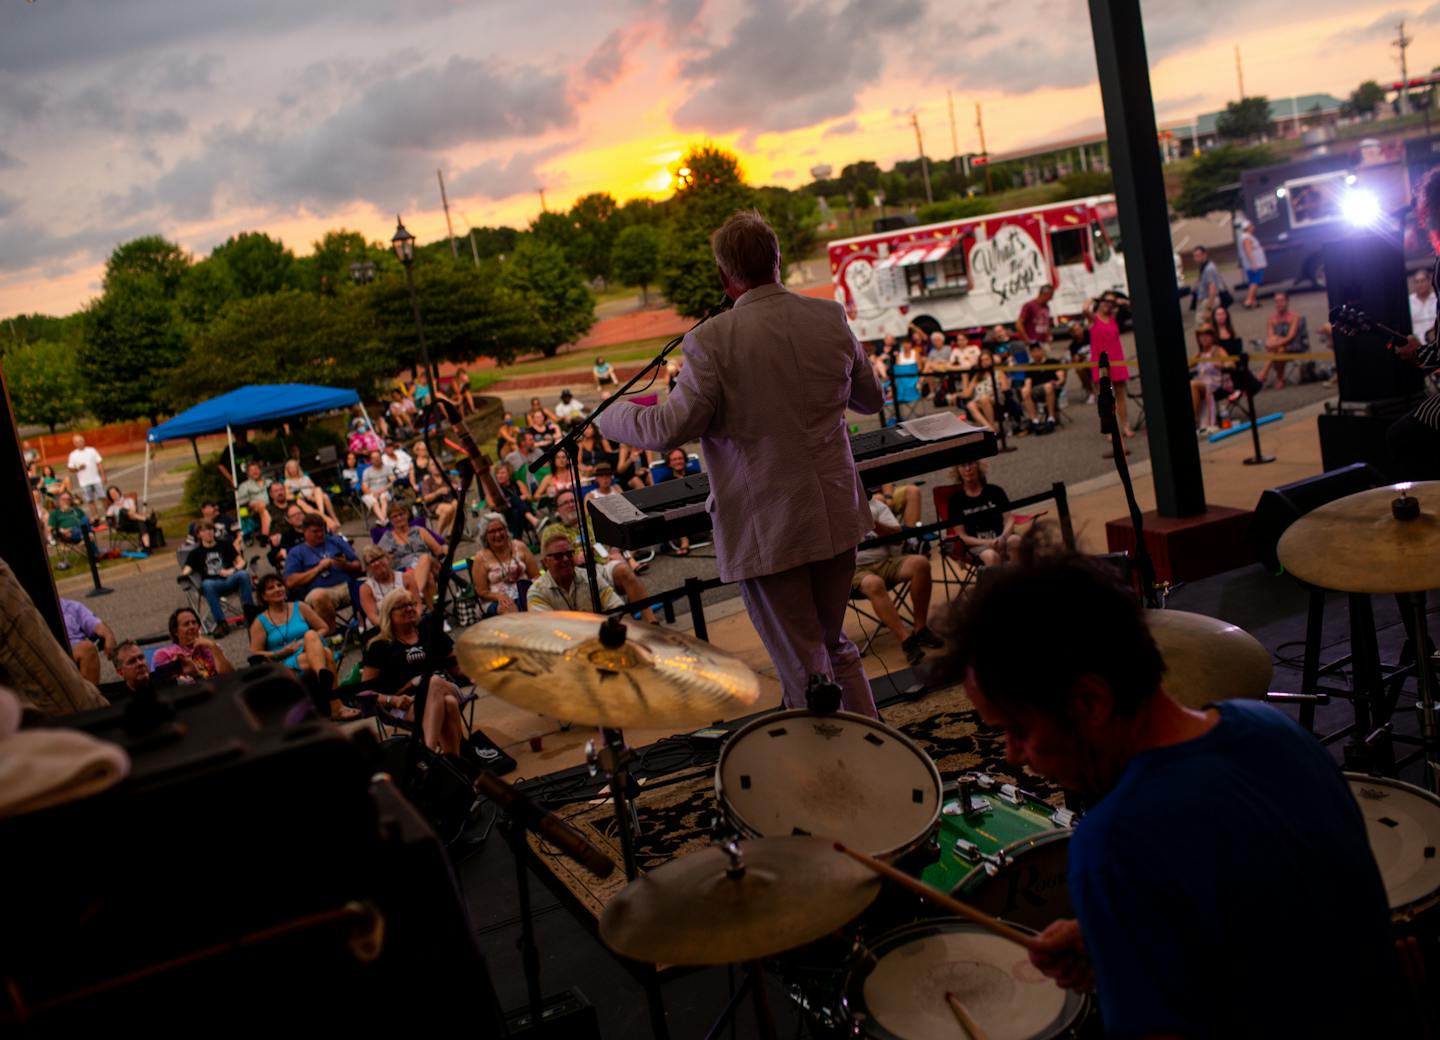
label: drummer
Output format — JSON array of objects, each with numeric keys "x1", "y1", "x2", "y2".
[{"x1": 933, "y1": 544, "x2": 1405, "y2": 1036}]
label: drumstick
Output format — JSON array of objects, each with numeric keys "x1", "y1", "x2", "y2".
[
  {"x1": 945, "y1": 992, "x2": 991, "y2": 1040},
  {"x1": 833, "y1": 842, "x2": 1036, "y2": 951}
]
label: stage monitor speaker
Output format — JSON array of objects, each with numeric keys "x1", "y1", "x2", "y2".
[
  {"x1": 1249, "y1": 462, "x2": 1386, "y2": 575},
  {"x1": 1317, "y1": 406, "x2": 1410, "y2": 482},
  {"x1": 1323, "y1": 234, "x2": 1427, "y2": 404}
]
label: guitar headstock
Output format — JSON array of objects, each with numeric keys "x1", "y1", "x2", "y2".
[{"x1": 1328, "y1": 304, "x2": 1373, "y2": 338}]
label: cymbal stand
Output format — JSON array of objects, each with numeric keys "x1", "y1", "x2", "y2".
[
  {"x1": 1404, "y1": 591, "x2": 1439, "y2": 792},
  {"x1": 698, "y1": 845, "x2": 780, "y2": 1040}
]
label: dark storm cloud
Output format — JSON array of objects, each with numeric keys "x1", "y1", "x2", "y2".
[
  {"x1": 671, "y1": 0, "x2": 925, "y2": 135},
  {"x1": 154, "y1": 54, "x2": 224, "y2": 93},
  {"x1": 583, "y1": 29, "x2": 631, "y2": 87},
  {"x1": 0, "y1": 215, "x2": 153, "y2": 275},
  {"x1": 447, "y1": 143, "x2": 573, "y2": 200}
]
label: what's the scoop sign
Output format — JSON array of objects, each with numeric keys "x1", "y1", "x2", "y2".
[{"x1": 968, "y1": 225, "x2": 1045, "y2": 305}]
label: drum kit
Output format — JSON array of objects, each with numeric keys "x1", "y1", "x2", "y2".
[{"x1": 453, "y1": 546, "x2": 1440, "y2": 1039}]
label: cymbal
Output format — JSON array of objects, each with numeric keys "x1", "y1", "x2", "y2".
[
  {"x1": 1277, "y1": 482, "x2": 1440, "y2": 594},
  {"x1": 1146, "y1": 609, "x2": 1272, "y2": 708},
  {"x1": 454, "y1": 611, "x2": 760, "y2": 729},
  {"x1": 599, "y1": 837, "x2": 881, "y2": 965}
]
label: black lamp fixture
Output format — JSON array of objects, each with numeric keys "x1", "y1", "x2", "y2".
[
  {"x1": 390, "y1": 214, "x2": 437, "y2": 395},
  {"x1": 391, "y1": 215, "x2": 416, "y2": 265}
]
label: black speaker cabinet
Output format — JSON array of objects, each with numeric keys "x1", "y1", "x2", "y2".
[
  {"x1": 1324, "y1": 234, "x2": 1427, "y2": 404},
  {"x1": 1250, "y1": 462, "x2": 1385, "y2": 574}
]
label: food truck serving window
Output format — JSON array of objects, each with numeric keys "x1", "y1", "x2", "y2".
[
  {"x1": 1284, "y1": 172, "x2": 1348, "y2": 228},
  {"x1": 1049, "y1": 227, "x2": 1088, "y2": 267}
]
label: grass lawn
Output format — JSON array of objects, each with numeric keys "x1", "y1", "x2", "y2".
[{"x1": 467, "y1": 335, "x2": 675, "y2": 389}]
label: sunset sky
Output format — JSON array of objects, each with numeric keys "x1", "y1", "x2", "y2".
[{"x1": 1, "y1": 0, "x2": 1436, "y2": 319}]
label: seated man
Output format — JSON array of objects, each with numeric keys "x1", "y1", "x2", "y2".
[
  {"x1": 267, "y1": 503, "x2": 308, "y2": 570},
  {"x1": 259, "y1": 482, "x2": 295, "y2": 545},
  {"x1": 554, "y1": 388, "x2": 588, "y2": 429},
  {"x1": 503, "y1": 431, "x2": 546, "y2": 497},
  {"x1": 934, "y1": 548, "x2": 1405, "y2": 1037},
  {"x1": 187, "y1": 499, "x2": 242, "y2": 551},
  {"x1": 852, "y1": 497, "x2": 939, "y2": 666},
  {"x1": 48, "y1": 491, "x2": 93, "y2": 558},
  {"x1": 527, "y1": 532, "x2": 624, "y2": 613},
  {"x1": 593, "y1": 356, "x2": 619, "y2": 390},
  {"x1": 653, "y1": 448, "x2": 694, "y2": 555},
  {"x1": 583, "y1": 461, "x2": 623, "y2": 507},
  {"x1": 872, "y1": 481, "x2": 921, "y2": 528},
  {"x1": 1002, "y1": 338, "x2": 1032, "y2": 433},
  {"x1": 108, "y1": 639, "x2": 153, "y2": 699},
  {"x1": 282, "y1": 514, "x2": 363, "y2": 633},
  {"x1": 360, "y1": 449, "x2": 393, "y2": 523},
  {"x1": 61, "y1": 597, "x2": 116, "y2": 684},
  {"x1": 1022, "y1": 339, "x2": 1062, "y2": 431},
  {"x1": 180, "y1": 522, "x2": 255, "y2": 636},
  {"x1": 540, "y1": 489, "x2": 655, "y2": 622}
]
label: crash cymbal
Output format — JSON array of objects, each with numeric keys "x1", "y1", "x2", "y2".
[
  {"x1": 1277, "y1": 482, "x2": 1440, "y2": 594},
  {"x1": 454, "y1": 611, "x2": 760, "y2": 729},
  {"x1": 1146, "y1": 609, "x2": 1272, "y2": 709},
  {"x1": 599, "y1": 837, "x2": 881, "y2": 965}
]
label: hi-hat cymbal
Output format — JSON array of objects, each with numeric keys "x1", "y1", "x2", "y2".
[
  {"x1": 599, "y1": 837, "x2": 881, "y2": 965},
  {"x1": 1146, "y1": 609, "x2": 1272, "y2": 708},
  {"x1": 454, "y1": 611, "x2": 760, "y2": 729},
  {"x1": 1277, "y1": 482, "x2": 1440, "y2": 594}
]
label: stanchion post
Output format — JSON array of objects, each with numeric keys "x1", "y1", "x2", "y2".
[
  {"x1": 684, "y1": 576, "x2": 709, "y2": 643},
  {"x1": 1241, "y1": 386, "x2": 1275, "y2": 466},
  {"x1": 81, "y1": 524, "x2": 112, "y2": 598}
]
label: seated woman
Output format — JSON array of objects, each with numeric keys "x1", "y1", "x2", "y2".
[
  {"x1": 249, "y1": 574, "x2": 355, "y2": 720},
  {"x1": 593, "y1": 356, "x2": 619, "y2": 390},
  {"x1": 945, "y1": 460, "x2": 1021, "y2": 567},
  {"x1": 963, "y1": 347, "x2": 1000, "y2": 433},
  {"x1": 453, "y1": 366, "x2": 477, "y2": 415},
  {"x1": 361, "y1": 589, "x2": 469, "y2": 755},
  {"x1": 379, "y1": 504, "x2": 443, "y2": 606},
  {"x1": 39, "y1": 464, "x2": 70, "y2": 506},
  {"x1": 341, "y1": 451, "x2": 362, "y2": 494},
  {"x1": 525, "y1": 407, "x2": 560, "y2": 451},
  {"x1": 471, "y1": 512, "x2": 540, "y2": 615},
  {"x1": 576, "y1": 426, "x2": 616, "y2": 478},
  {"x1": 418, "y1": 460, "x2": 458, "y2": 538},
  {"x1": 359, "y1": 544, "x2": 418, "y2": 627},
  {"x1": 283, "y1": 459, "x2": 340, "y2": 533},
  {"x1": 1190, "y1": 324, "x2": 1226, "y2": 434},
  {"x1": 490, "y1": 461, "x2": 540, "y2": 540},
  {"x1": 615, "y1": 443, "x2": 651, "y2": 491},
  {"x1": 152, "y1": 607, "x2": 235, "y2": 683},
  {"x1": 548, "y1": 448, "x2": 578, "y2": 500},
  {"x1": 103, "y1": 485, "x2": 164, "y2": 552}
]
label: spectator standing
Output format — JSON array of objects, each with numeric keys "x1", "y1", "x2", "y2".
[
  {"x1": 1191, "y1": 246, "x2": 1227, "y2": 326},
  {"x1": 66, "y1": 434, "x2": 106, "y2": 522},
  {"x1": 1089, "y1": 297, "x2": 1132, "y2": 451},
  {"x1": 283, "y1": 515, "x2": 363, "y2": 633},
  {"x1": 1017, "y1": 284, "x2": 1055, "y2": 347},
  {"x1": 181, "y1": 523, "x2": 255, "y2": 636},
  {"x1": 1259, "y1": 291, "x2": 1303, "y2": 389},
  {"x1": 1237, "y1": 218, "x2": 1267, "y2": 309},
  {"x1": 61, "y1": 597, "x2": 116, "y2": 684},
  {"x1": 1410, "y1": 268, "x2": 1437, "y2": 344}
]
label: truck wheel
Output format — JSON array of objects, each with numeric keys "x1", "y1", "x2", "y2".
[{"x1": 1303, "y1": 256, "x2": 1326, "y2": 290}]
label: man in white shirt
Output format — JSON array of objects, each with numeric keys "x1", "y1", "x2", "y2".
[
  {"x1": 554, "y1": 389, "x2": 588, "y2": 429},
  {"x1": 382, "y1": 443, "x2": 414, "y2": 488},
  {"x1": 527, "y1": 532, "x2": 622, "y2": 613},
  {"x1": 66, "y1": 434, "x2": 106, "y2": 521},
  {"x1": 1409, "y1": 268, "x2": 1436, "y2": 344},
  {"x1": 852, "y1": 497, "x2": 939, "y2": 667}
]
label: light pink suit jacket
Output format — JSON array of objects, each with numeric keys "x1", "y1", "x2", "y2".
[{"x1": 595, "y1": 282, "x2": 884, "y2": 582}]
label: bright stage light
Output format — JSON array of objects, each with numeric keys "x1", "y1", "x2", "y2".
[{"x1": 1341, "y1": 189, "x2": 1381, "y2": 228}]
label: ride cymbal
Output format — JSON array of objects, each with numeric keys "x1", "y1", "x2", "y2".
[
  {"x1": 599, "y1": 837, "x2": 881, "y2": 965},
  {"x1": 455, "y1": 611, "x2": 760, "y2": 729},
  {"x1": 1277, "y1": 482, "x2": 1440, "y2": 594}
]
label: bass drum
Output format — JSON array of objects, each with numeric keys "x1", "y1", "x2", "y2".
[
  {"x1": 957, "y1": 830, "x2": 1075, "y2": 933},
  {"x1": 845, "y1": 919, "x2": 1089, "y2": 1040},
  {"x1": 716, "y1": 709, "x2": 942, "y2": 861},
  {"x1": 1346, "y1": 773, "x2": 1440, "y2": 926}
]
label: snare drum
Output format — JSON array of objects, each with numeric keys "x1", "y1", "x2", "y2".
[
  {"x1": 715, "y1": 710, "x2": 942, "y2": 860},
  {"x1": 846, "y1": 919, "x2": 1089, "y2": 1040},
  {"x1": 1347, "y1": 773, "x2": 1440, "y2": 926},
  {"x1": 922, "y1": 775, "x2": 1077, "y2": 931}
]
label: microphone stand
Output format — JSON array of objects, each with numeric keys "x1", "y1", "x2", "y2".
[{"x1": 1096, "y1": 353, "x2": 1162, "y2": 609}]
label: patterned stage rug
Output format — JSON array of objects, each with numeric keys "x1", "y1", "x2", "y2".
[{"x1": 528, "y1": 683, "x2": 1062, "y2": 922}]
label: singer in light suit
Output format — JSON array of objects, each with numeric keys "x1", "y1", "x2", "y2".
[{"x1": 596, "y1": 210, "x2": 885, "y2": 716}]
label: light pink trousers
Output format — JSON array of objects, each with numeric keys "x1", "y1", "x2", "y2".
[{"x1": 737, "y1": 546, "x2": 878, "y2": 719}]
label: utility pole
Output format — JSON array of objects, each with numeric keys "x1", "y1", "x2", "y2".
[
  {"x1": 975, "y1": 102, "x2": 992, "y2": 193},
  {"x1": 436, "y1": 170, "x2": 459, "y2": 259},
  {"x1": 538, "y1": 187, "x2": 548, "y2": 213},
  {"x1": 1234, "y1": 43, "x2": 1245, "y2": 100},
  {"x1": 1396, "y1": 21, "x2": 1414, "y2": 115},
  {"x1": 911, "y1": 111, "x2": 934, "y2": 205},
  {"x1": 467, "y1": 228, "x2": 480, "y2": 267},
  {"x1": 948, "y1": 90, "x2": 960, "y2": 174}
]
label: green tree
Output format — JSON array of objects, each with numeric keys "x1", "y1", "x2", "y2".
[
  {"x1": 1346, "y1": 80, "x2": 1386, "y2": 118},
  {"x1": 1058, "y1": 169, "x2": 1115, "y2": 198},
  {"x1": 80, "y1": 274, "x2": 186, "y2": 424},
  {"x1": 611, "y1": 224, "x2": 663, "y2": 304},
  {"x1": 3, "y1": 338, "x2": 87, "y2": 432},
  {"x1": 104, "y1": 235, "x2": 191, "y2": 298},
  {"x1": 569, "y1": 192, "x2": 621, "y2": 284},
  {"x1": 166, "y1": 290, "x2": 391, "y2": 409},
  {"x1": 209, "y1": 231, "x2": 297, "y2": 298},
  {"x1": 1215, "y1": 96, "x2": 1272, "y2": 142},
  {"x1": 660, "y1": 145, "x2": 759, "y2": 318},
  {"x1": 916, "y1": 197, "x2": 994, "y2": 224},
  {"x1": 2, "y1": 312, "x2": 83, "y2": 350},
  {"x1": 1174, "y1": 144, "x2": 1275, "y2": 217},
  {"x1": 299, "y1": 229, "x2": 371, "y2": 295},
  {"x1": 756, "y1": 185, "x2": 820, "y2": 265},
  {"x1": 176, "y1": 257, "x2": 239, "y2": 330},
  {"x1": 840, "y1": 160, "x2": 882, "y2": 191},
  {"x1": 497, "y1": 239, "x2": 596, "y2": 357}
]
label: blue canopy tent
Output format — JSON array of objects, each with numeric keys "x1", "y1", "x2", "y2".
[{"x1": 142, "y1": 384, "x2": 364, "y2": 517}]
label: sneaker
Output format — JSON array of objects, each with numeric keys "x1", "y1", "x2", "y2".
[
  {"x1": 1085, "y1": 393, "x2": 1096, "y2": 404},
  {"x1": 901, "y1": 633, "x2": 925, "y2": 667},
  {"x1": 212, "y1": 621, "x2": 231, "y2": 638},
  {"x1": 912, "y1": 627, "x2": 944, "y2": 649}
]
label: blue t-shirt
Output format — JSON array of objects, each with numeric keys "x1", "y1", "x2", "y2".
[
  {"x1": 1069, "y1": 701, "x2": 1401, "y2": 1038},
  {"x1": 283, "y1": 534, "x2": 357, "y2": 590},
  {"x1": 1005, "y1": 345, "x2": 1031, "y2": 389}
]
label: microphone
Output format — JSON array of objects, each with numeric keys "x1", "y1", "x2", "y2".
[
  {"x1": 471, "y1": 771, "x2": 616, "y2": 878},
  {"x1": 1096, "y1": 350, "x2": 1116, "y2": 436}
]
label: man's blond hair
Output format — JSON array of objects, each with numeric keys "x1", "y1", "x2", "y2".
[{"x1": 710, "y1": 209, "x2": 780, "y2": 287}]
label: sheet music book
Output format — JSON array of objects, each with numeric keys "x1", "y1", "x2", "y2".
[{"x1": 899, "y1": 413, "x2": 986, "y2": 442}]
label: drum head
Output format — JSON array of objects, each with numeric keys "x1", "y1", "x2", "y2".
[
  {"x1": 716, "y1": 711, "x2": 941, "y2": 859},
  {"x1": 958, "y1": 831, "x2": 1073, "y2": 932},
  {"x1": 1347, "y1": 774, "x2": 1440, "y2": 917},
  {"x1": 848, "y1": 920, "x2": 1084, "y2": 1040}
]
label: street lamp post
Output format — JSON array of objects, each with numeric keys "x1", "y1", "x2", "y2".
[
  {"x1": 348, "y1": 259, "x2": 376, "y2": 285},
  {"x1": 391, "y1": 215, "x2": 439, "y2": 397}
]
